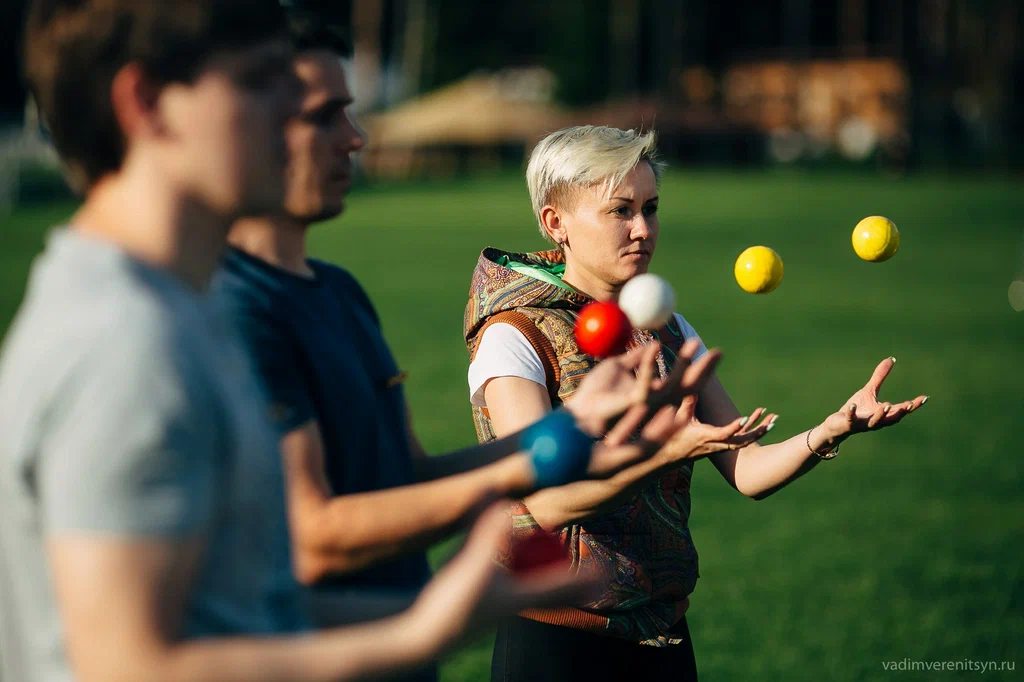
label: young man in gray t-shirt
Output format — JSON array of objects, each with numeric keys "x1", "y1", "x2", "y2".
[{"x1": 0, "y1": 3, "x2": 607, "y2": 682}]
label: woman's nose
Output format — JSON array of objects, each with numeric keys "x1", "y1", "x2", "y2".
[{"x1": 631, "y1": 216, "x2": 651, "y2": 240}]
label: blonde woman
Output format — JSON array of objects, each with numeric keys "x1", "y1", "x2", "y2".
[{"x1": 463, "y1": 126, "x2": 927, "y2": 682}]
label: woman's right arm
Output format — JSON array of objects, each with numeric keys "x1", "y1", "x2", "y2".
[{"x1": 483, "y1": 376, "x2": 554, "y2": 435}]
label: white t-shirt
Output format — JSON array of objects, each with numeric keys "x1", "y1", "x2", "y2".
[{"x1": 468, "y1": 313, "x2": 708, "y2": 407}]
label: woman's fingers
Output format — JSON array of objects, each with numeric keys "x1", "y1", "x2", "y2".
[
  {"x1": 736, "y1": 407, "x2": 765, "y2": 435},
  {"x1": 865, "y1": 357, "x2": 896, "y2": 396},
  {"x1": 845, "y1": 393, "x2": 927, "y2": 433},
  {"x1": 866, "y1": 402, "x2": 891, "y2": 429},
  {"x1": 882, "y1": 402, "x2": 911, "y2": 424},
  {"x1": 700, "y1": 416, "x2": 747, "y2": 443},
  {"x1": 843, "y1": 402, "x2": 858, "y2": 427},
  {"x1": 725, "y1": 413, "x2": 776, "y2": 445},
  {"x1": 878, "y1": 395, "x2": 928, "y2": 428},
  {"x1": 602, "y1": 403, "x2": 648, "y2": 447}
]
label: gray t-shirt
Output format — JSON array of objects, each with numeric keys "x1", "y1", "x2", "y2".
[{"x1": 0, "y1": 230, "x2": 307, "y2": 682}]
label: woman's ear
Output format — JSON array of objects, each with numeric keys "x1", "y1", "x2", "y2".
[{"x1": 540, "y1": 205, "x2": 567, "y2": 247}]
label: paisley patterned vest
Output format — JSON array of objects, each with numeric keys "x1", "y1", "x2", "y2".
[{"x1": 464, "y1": 248, "x2": 700, "y2": 646}]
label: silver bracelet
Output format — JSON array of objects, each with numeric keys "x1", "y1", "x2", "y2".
[{"x1": 806, "y1": 427, "x2": 840, "y2": 460}]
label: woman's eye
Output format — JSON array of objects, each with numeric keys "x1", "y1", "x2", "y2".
[
  {"x1": 643, "y1": 204, "x2": 659, "y2": 216},
  {"x1": 614, "y1": 206, "x2": 631, "y2": 217}
]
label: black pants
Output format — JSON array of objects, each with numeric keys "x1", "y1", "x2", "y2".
[{"x1": 491, "y1": 616, "x2": 698, "y2": 682}]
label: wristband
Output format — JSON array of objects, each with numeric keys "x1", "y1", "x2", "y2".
[{"x1": 520, "y1": 410, "x2": 593, "y2": 489}]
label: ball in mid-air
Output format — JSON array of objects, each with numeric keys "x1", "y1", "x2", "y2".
[
  {"x1": 852, "y1": 216, "x2": 900, "y2": 262},
  {"x1": 734, "y1": 246, "x2": 784, "y2": 294},
  {"x1": 618, "y1": 273, "x2": 676, "y2": 329},
  {"x1": 574, "y1": 301, "x2": 633, "y2": 357}
]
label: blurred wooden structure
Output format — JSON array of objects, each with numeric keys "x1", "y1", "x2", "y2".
[
  {"x1": 359, "y1": 57, "x2": 910, "y2": 178},
  {"x1": 359, "y1": 69, "x2": 561, "y2": 178},
  {"x1": 721, "y1": 58, "x2": 908, "y2": 145}
]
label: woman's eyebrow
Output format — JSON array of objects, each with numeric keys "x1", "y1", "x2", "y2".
[{"x1": 608, "y1": 195, "x2": 659, "y2": 203}]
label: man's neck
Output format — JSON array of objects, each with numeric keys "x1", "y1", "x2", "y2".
[
  {"x1": 229, "y1": 216, "x2": 313, "y2": 278},
  {"x1": 72, "y1": 167, "x2": 232, "y2": 292}
]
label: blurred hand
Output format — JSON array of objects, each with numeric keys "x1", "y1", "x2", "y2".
[
  {"x1": 818, "y1": 357, "x2": 928, "y2": 444},
  {"x1": 647, "y1": 396, "x2": 776, "y2": 464},
  {"x1": 405, "y1": 503, "x2": 596, "y2": 658},
  {"x1": 565, "y1": 340, "x2": 721, "y2": 438},
  {"x1": 582, "y1": 395, "x2": 775, "y2": 477},
  {"x1": 644, "y1": 339, "x2": 724, "y2": 414}
]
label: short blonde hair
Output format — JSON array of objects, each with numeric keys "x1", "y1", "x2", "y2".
[{"x1": 526, "y1": 125, "x2": 665, "y2": 241}]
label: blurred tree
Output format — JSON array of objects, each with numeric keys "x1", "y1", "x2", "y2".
[
  {"x1": 0, "y1": 0, "x2": 28, "y2": 119},
  {"x1": 545, "y1": 0, "x2": 612, "y2": 105},
  {"x1": 425, "y1": 1, "x2": 543, "y2": 88},
  {"x1": 609, "y1": 0, "x2": 640, "y2": 96},
  {"x1": 352, "y1": 0, "x2": 384, "y2": 110},
  {"x1": 840, "y1": 0, "x2": 867, "y2": 54},
  {"x1": 400, "y1": 0, "x2": 431, "y2": 98}
]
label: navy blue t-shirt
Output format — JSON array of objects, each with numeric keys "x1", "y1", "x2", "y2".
[{"x1": 212, "y1": 248, "x2": 431, "y2": 592}]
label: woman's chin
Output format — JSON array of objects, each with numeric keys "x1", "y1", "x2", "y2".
[{"x1": 619, "y1": 260, "x2": 650, "y2": 280}]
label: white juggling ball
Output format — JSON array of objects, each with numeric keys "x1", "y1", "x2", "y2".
[{"x1": 618, "y1": 273, "x2": 675, "y2": 329}]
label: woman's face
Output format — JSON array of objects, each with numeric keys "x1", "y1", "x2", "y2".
[{"x1": 553, "y1": 161, "x2": 659, "y2": 289}]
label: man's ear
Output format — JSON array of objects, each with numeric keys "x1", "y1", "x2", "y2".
[{"x1": 110, "y1": 63, "x2": 165, "y2": 142}]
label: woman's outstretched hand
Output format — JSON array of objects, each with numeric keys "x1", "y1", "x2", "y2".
[{"x1": 817, "y1": 357, "x2": 928, "y2": 445}]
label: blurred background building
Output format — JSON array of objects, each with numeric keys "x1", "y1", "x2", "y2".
[{"x1": 1, "y1": 0, "x2": 1021, "y2": 194}]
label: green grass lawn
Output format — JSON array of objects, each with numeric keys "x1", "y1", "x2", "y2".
[{"x1": 3, "y1": 171, "x2": 1022, "y2": 681}]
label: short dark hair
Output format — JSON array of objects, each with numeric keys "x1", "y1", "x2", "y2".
[
  {"x1": 284, "y1": 1, "x2": 353, "y2": 57},
  {"x1": 23, "y1": 0, "x2": 287, "y2": 192}
]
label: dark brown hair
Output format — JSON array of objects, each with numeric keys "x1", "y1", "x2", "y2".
[
  {"x1": 285, "y1": 2, "x2": 352, "y2": 57},
  {"x1": 23, "y1": 0, "x2": 287, "y2": 191}
]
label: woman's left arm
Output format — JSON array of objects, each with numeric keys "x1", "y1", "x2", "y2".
[{"x1": 702, "y1": 357, "x2": 928, "y2": 500}]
